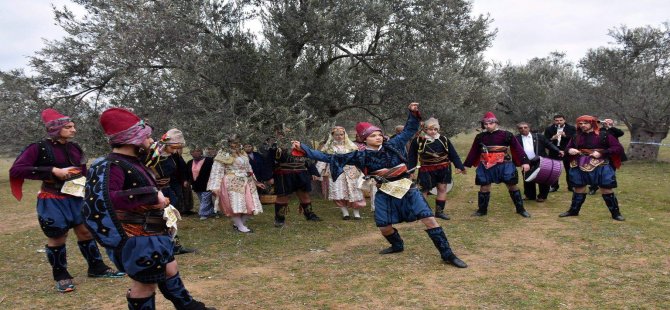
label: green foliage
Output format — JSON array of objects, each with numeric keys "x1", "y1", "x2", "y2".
[
  {"x1": 580, "y1": 23, "x2": 670, "y2": 159},
  {"x1": 1, "y1": 0, "x2": 496, "y2": 155},
  {"x1": 491, "y1": 52, "x2": 589, "y2": 130}
]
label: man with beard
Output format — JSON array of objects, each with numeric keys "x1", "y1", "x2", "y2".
[{"x1": 559, "y1": 115, "x2": 625, "y2": 221}]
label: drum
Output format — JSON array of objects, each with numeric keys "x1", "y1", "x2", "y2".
[{"x1": 524, "y1": 156, "x2": 562, "y2": 185}]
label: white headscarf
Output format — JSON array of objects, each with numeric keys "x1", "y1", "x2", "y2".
[{"x1": 320, "y1": 126, "x2": 358, "y2": 154}]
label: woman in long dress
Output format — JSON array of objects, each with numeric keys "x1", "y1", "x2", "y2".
[
  {"x1": 317, "y1": 126, "x2": 366, "y2": 220},
  {"x1": 208, "y1": 137, "x2": 264, "y2": 233}
]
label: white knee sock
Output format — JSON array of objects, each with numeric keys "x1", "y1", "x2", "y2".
[
  {"x1": 352, "y1": 209, "x2": 361, "y2": 218},
  {"x1": 339, "y1": 207, "x2": 350, "y2": 217},
  {"x1": 232, "y1": 216, "x2": 250, "y2": 232}
]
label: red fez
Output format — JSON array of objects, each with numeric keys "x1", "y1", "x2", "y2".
[
  {"x1": 41, "y1": 108, "x2": 68, "y2": 124},
  {"x1": 481, "y1": 111, "x2": 498, "y2": 123},
  {"x1": 100, "y1": 108, "x2": 141, "y2": 135},
  {"x1": 355, "y1": 122, "x2": 382, "y2": 141}
]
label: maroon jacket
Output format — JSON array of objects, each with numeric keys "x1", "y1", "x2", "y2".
[
  {"x1": 9, "y1": 139, "x2": 86, "y2": 200},
  {"x1": 463, "y1": 130, "x2": 529, "y2": 168}
]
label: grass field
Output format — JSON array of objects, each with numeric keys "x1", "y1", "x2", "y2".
[{"x1": 0, "y1": 130, "x2": 668, "y2": 309}]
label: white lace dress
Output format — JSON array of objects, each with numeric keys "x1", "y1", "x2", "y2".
[{"x1": 207, "y1": 154, "x2": 263, "y2": 216}]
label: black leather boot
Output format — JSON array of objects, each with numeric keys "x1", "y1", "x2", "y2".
[
  {"x1": 379, "y1": 228, "x2": 404, "y2": 254},
  {"x1": 158, "y1": 273, "x2": 216, "y2": 310},
  {"x1": 300, "y1": 203, "x2": 322, "y2": 221},
  {"x1": 602, "y1": 193, "x2": 625, "y2": 221},
  {"x1": 559, "y1": 192, "x2": 586, "y2": 217},
  {"x1": 509, "y1": 189, "x2": 531, "y2": 218},
  {"x1": 473, "y1": 191, "x2": 490, "y2": 216},
  {"x1": 435, "y1": 199, "x2": 450, "y2": 220},
  {"x1": 425, "y1": 227, "x2": 467, "y2": 268}
]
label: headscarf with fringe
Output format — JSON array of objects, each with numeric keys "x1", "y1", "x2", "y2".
[{"x1": 320, "y1": 126, "x2": 358, "y2": 154}]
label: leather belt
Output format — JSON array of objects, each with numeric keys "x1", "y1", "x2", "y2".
[{"x1": 116, "y1": 210, "x2": 167, "y2": 234}]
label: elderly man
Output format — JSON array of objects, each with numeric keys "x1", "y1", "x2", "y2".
[
  {"x1": 10, "y1": 108, "x2": 123, "y2": 293},
  {"x1": 463, "y1": 112, "x2": 531, "y2": 218},
  {"x1": 559, "y1": 115, "x2": 625, "y2": 221},
  {"x1": 515, "y1": 122, "x2": 563, "y2": 202}
]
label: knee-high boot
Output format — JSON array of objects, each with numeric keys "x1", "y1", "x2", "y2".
[
  {"x1": 425, "y1": 227, "x2": 467, "y2": 268},
  {"x1": 602, "y1": 193, "x2": 625, "y2": 221},
  {"x1": 158, "y1": 272, "x2": 214, "y2": 310},
  {"x1": 78, "y1": 239, "x2": 124, "y2": 277},
  {"x1": 46, "y1": 244, "x2": 73, "y2": 281},
  {"x1": 559, "y1": 192, "x2": 587, "y2": 217},
  {"x1": 473, "y1": 191, "x2": 490, "y2": 216},
  {"x1": 379, "y1": 228, "x2": 404, "y2": 254},
  {"x1": 509, "y1": 189, "x2": 531, "y2": 218},
  {"x1": 46, "y1": 244, "x2": 75, "y2": 292}
]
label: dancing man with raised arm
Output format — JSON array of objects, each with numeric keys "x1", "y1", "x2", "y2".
[{"x1": 292, "y1": 102, "x2": 467, "y2": 268}]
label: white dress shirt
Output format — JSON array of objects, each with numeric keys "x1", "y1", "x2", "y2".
[{"x1": 521, "y1": 133, "x2": 536, "y2": 160}]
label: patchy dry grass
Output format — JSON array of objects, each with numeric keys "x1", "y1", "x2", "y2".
[{"x1": 0, "y1": 133, "x2": 668, "y2": 309}]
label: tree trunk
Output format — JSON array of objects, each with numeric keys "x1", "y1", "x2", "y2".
[{"x1": 627, "y1": 125, "x2": 669, "y2": 160}]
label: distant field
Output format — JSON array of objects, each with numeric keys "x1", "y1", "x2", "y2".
[{"x1": 0, "y1": 131, "x2": 668, "y2": 309}]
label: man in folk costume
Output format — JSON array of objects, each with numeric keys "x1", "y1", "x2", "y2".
[
  {"x1": 316, "y1": 126, "x2": 366, "y2": 220},
  {"x1": 408, "y1": 117, "x2": 465, "y2": 220},
  {"x1": 83, "y1": 108, "x2": 215, "y2": 309},
  {"x1": 463, "y1": 112, "x2": 532, "y2": 218},
  {"x1": 267, "y1": 138, "x2": 322, "y2": 227},
  {"x1": 292, "y1": 103, "x2": 467, "y2": 268},
  {"x1": 145, "y1": 129, "x2": 196, "y2": 255},
  {"x1": 585, "y1": 118, "x2": 627, "y2": 195},
  {"x1": 559, "y1": 115, "x2": 625, "y2": 221},
  {"x1": 9, "y1": 108, "x2": 124, "y2": 293}
]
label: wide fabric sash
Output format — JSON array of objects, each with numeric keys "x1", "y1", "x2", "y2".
[{"x1": 480, "y1": 152, "x2": 505, "y2": 169}]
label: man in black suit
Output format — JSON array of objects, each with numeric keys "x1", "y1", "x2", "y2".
[
  {"x1": 517, "y1": 122, "x2": 564, "y2": 202},
  {"x1": 544, "y1": 114, "x2": 576, "y2": 192},
  {"x1": 186, "y1": 147, "x2": 215, "y2": 220}
]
